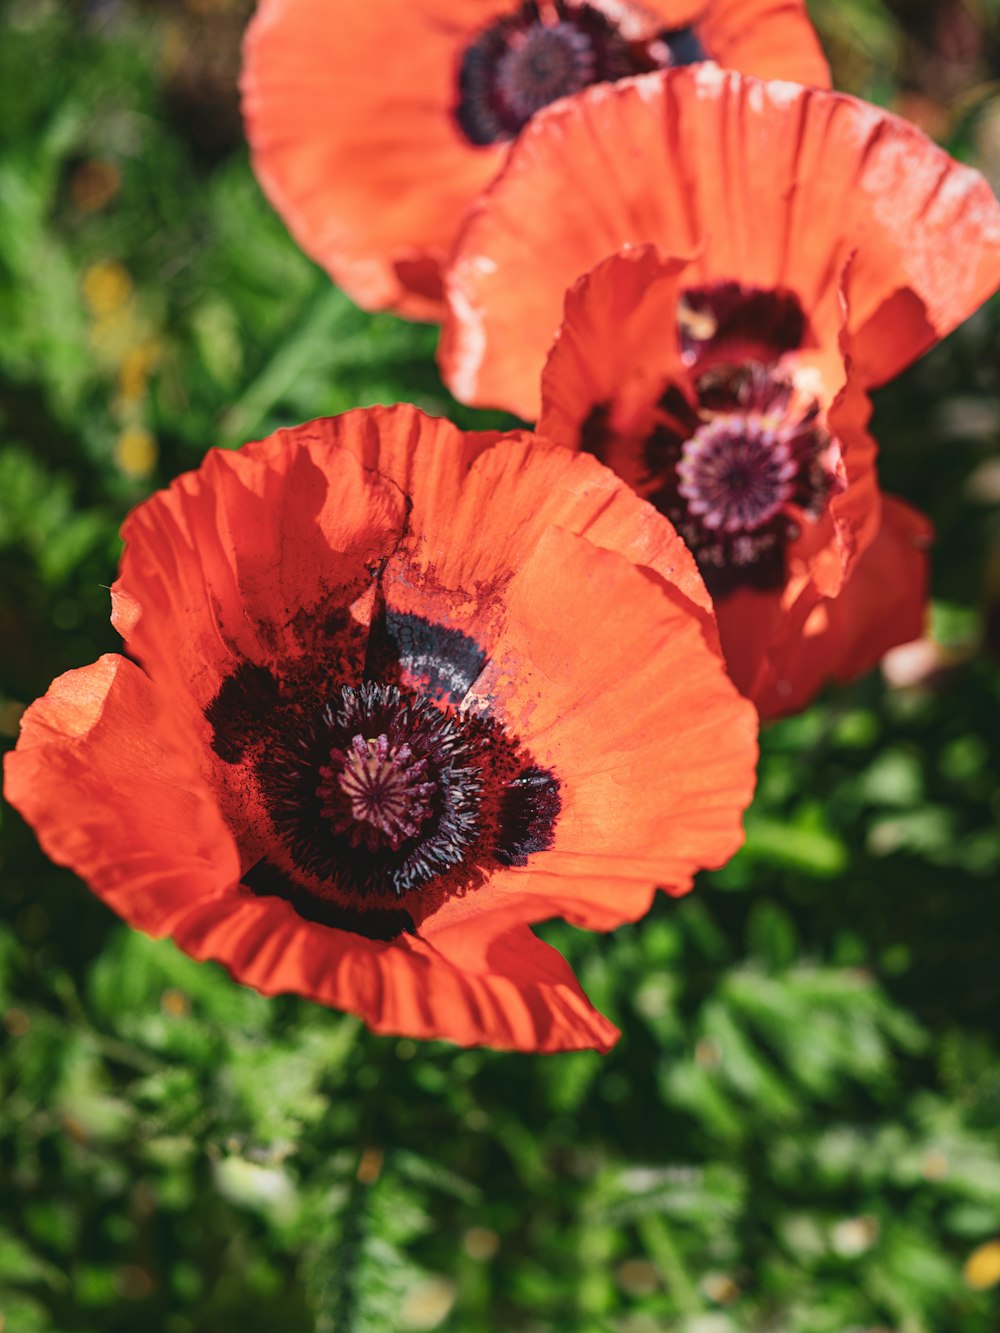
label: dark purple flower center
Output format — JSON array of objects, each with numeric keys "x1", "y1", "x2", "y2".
[
  {"x1": 293, "y1": 683, "x2": 485, "y2": 897},
  {"x1": 205, "y1": 614, "x2": 561, "y2": 941},
  {"x1": 676, "y1": 413, "x2": 800, "y2": 535},
  {"x1": 455, "y1": 1, "x2": 704, "y2": 146},
  {"x1": 317, "y1": 687, "x2": 475, "y2": 855},
  {"x1": 647, "y1": 365, "x2": 840, "y2": 594},
  {"x1": 583, "y1": 359, "x2": 840, "y2": 598},
  {"x1": 321, "y1": 735, "x2": 435, "y2": 851},
  {"x1": 496, "y1": 23, "x2": 596, "y2": 119},
  {"x1": 580, "y1": 281, "x2": 841, "y2": 596}
]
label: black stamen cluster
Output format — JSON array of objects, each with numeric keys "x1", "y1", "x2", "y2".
[
  {"x1": 205, "y1": 613, "x2": 562, "y2": 941},
  {"x1": 261, "y1": 683, "x2": 483, "y2": 900}
]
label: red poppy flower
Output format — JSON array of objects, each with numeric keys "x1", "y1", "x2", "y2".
[
  {"x1": 240, "y1": 0, "x2": 830, "y2": 320},
  {"x1": 4, "y1": 406, "x2": 757, "y2": 1052},
  {"x1": 533, "y1": 243, "x2": 931, "y2": 715},
  {"x1": 440, "y1": 66, "x2": 1000, "y2": 420}
]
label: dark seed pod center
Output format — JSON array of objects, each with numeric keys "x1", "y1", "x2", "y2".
[
  {"x1": 206, "y1": 614, "x2": 564, "y2": 941},
  {"x1": 495, "y1": 24, "x2": 596, "y2": 119},
  {"x1": 319, "y1": 733, "x2": 436, "y2": 851},
  {"x1": 582, "y1": 349, "x2": 841, "y2": 598},
  {"x1": 677, "y1": 414, "x2": 799, "y2": 535},
  {"x1": 288, "y1": 682, "x2": 483, "y2": 899},
  {"x1": 455, "y1": 1, "x2": 704, "y2": 146},
  {"x1": 651, "y1": 364, "x2": 839, "y2": 594}
]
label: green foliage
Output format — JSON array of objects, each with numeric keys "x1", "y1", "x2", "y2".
[{"x1": 2, "y1": 2, "x2": 1000, "y2": 1331}]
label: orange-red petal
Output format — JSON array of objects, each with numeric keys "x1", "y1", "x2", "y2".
[
  {"x1": 695, "y1": 0, "x2": 830, "y2": 86},
  {"x1": 540, "y1": 244, "x2": 692, "y2": 458},
  {"x1": 753, "y1": 496, "x2": 933, "y2": 717},
  {"x1": 3, "y1": 656, "x2": 242, "y2": 929},
  {"x1": 441, "y1": 67, "x2": 1000, "y2": 417},
  {"x1": 242, "y1": 0, "x2": 505, "y2": 319},
  {"x1": 112, "y1": 435, "x2": 408, "y2": 721},
  {"x1": 281, "y1": 405, "x2": 720, "y2": 651},
  {"x1": 166, "y1": 892, "x2": 620, "y2": 1052},
  {"x1": 461, "y1": 526, "x2": 758, "y2": 921}
]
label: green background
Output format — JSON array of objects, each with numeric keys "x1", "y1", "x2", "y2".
[{"x1": 2, "y1": 1, "x2": 1000, "y2": 1329}]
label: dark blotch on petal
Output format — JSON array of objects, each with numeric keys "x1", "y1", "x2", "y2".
[
  {"x1": 206, "y1": 662, "x2": 281, "y2": 764},
  {"x1": 367, "y1": 607, "x2": 487, "y2": 704},
  {"x1": 679, "y1": 282, "x2": 808, "y2": 370},
  {"x1": 495, "y1": 765, "x2": 561, "y2": 866},
  {"x1": 580, "y1": 402, "x2": 612, "y2": 457},
  {"x1": 243, "y1": 857, "x2": 416, "y2": 941},
  {"x1": 659, "y1": 25, "x2": 704, "y2": 65}
]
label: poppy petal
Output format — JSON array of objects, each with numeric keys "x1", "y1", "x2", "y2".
[
  {"x1": 695, "y1": 0, "x2": 830, "y2": 86},
  {"x1": 441, "y1": 67, "x2": 1000, "y2": 417},
  {"x1": 464, "y1": 526, "x2": 758, "y2": 921},
  {"x1": 753, "y1": 495, "x2": 933, "y2": 717},
  {"x1": 112, "y1": 439, "x2": 407, "y2": 716},
  {"x1": 241, "y1": 0, "x2": 505, "y2": 318},
  {"x1": 540, "y1": 244, "x2": 692, "y2": 457},
  {"x1": 3, "y1": 656, "x2": 241, "y2": 928},
  {"x1": 163, "y1": 891, "x2": 619, "y2": 1052},
  {"x1": 296, "y1": 404, "x2": 720, "y2": 651},
  {"x1": 418, "y1": 915, "x2": 621, "y2": 1052}
]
